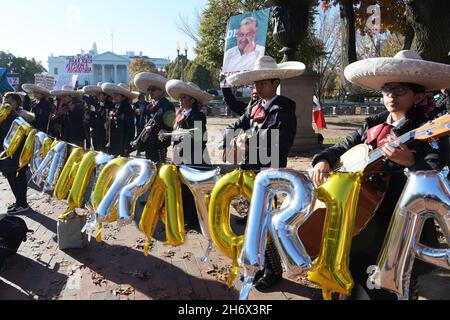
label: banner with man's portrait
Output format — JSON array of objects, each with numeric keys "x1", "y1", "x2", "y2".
[{"x1": 220, "y1": 8, "x2": 270, "y2": 88}]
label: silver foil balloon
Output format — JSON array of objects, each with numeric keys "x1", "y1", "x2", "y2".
[
  {"x1": 31, "y1": 141, "x2": 68, "y2": 192},
  {"x1": 372, "y1": 168, "x2": 450, "y2": 300},
  {"x1": 96, "y1": 159, "x2": 156, "y2": 225},
  {"x1": 239, "y1": 169, "x2": 314, "y2": 300},
  {"x1": 30, "y1": 132, "x2": 47, "y2": 175},
  {"x1": 179, "y1": 165, "x2": 221, "y2": 261},
  {"x1": 86, "y1": 153, "x2": 115, "y2": 211},
  {"x1": 118, "y1": 159, "x2": 157, "y2": 225}
]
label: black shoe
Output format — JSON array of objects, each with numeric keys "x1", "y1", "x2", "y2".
[
  {"x1": 7, "y1": 203, "x2": 16, "y2": 210},
  {"x1": 253, "y1": 271, "x2": 282, "y2": 291},
  {"x1": 8, "y1": 205, "x2": 30, "y2": 215}
]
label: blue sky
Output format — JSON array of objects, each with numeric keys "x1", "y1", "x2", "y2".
[{"x1": 2, "y1": 0, "x2": 208, "y2": 69}]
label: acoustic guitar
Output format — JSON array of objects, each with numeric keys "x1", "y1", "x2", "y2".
[{"x1": 298, "y1": 113, "x2": 450, "y2": 257}]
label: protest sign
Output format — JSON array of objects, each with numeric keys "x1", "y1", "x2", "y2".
[{"x1": 220, "y1": 8, "x2": 270, "y2": 88}]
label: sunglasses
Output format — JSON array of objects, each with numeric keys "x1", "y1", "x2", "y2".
[{"x1": 381, "y1": 86, "x2": 411, "y2": 97}]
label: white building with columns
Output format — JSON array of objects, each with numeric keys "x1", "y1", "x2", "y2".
[{"x1": 47, "y1": 43, "x2": 170, "y2": 87}]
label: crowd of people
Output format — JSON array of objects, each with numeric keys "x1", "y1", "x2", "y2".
[{"x1": 0, "y1": 49, "x2": 449, "y2": 300}]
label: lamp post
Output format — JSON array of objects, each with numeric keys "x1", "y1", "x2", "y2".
[{"x1": 176, "y1": 43, "x2": 189, "y2": 81}]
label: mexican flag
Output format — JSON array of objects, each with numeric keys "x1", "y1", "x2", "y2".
[{"x1": 313, "y1": 96, "x2": 327, "y2": 130}]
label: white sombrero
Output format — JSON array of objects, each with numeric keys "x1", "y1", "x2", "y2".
[
  {"x1": 344, "y1": 50, "x2": 450, "y2": 91},
  {"x1": 228, "y1": 56, "x2": 306, "y2": 87},
  {"x1": 166, "y1": 80, "x2": 214, "y2": 104},
  {"x1": 82, "y1": 82, "x2": 104, "y2": 96},
  {"x1": 101, "y1": 83, "x2": 138, "y2": 99},
  {"x1": 134, "y1": 72, "x2": 168, "y2": 93},
  {"x1": 50, "y1": 85, "x2": 83, "y2": 97},
  {"x1": 22, "y1": 83, "x2": 50, "y2": 96},
  {"x1": 4, "y1": 92, "x2": 27, "y2": 101}
]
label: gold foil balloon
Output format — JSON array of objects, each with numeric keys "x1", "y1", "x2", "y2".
[
  {"x1": 19, "y1": 129, "x2": 37, "y2": 169},
  {"x1": 208, "y1": 170, "x2": 255, "y2": 287},
  {"x1": 0, "y1": 104, "x2": 12, "y2": 123},
  {"x1": 307, "y1": 172, "x2": 363, "y2": 300},
  {"x1": 3, "y1": 117, "x2": 32, "y2": 158},
  {"x1": 66, "y1": 151, "x2": 98, "y2": 209},
  {"x1": 139, "y1": 165, "x2": 185, "y2": 256},
  {"x1": 44, "y1": 137, "x2": 54, "y2": 157},
  {"x1": 54, "y1": 148, "x2": 85, "y2": 200}
]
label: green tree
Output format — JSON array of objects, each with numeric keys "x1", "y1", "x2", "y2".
[
  {"x1": 195, "y1": 0, "x2": 324, "y2": 76},
  {"x1": 0, "y1": 51, "x2": 46, "y2": 86},
  {"x1": 129, "y1": 58, "x2": 158, "y2": 90},
  {"x1": 164, "y1": 56, "x2": 190, "y2": 81},
  {"x1": 184, "y1": 59, "x2": 214, "y2": 90}
]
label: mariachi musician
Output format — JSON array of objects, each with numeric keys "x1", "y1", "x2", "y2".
[
  {"x1": 50, "y1": 85, "x2": 86, "y2": 147},
  {"x1": 83, "y1": 82, "x2": 113, "y2": 152},
  {"x1": 133, "y1": 72, "x2": 176, "y2": 163},
  {"x1": 311, "y1": 50, "x2": 450, "y2": 300},
  {"x1": 223, "y1": 56, "x2": 303, "y2": 291},
  {"x1": 101, "y1": 83, "x2": 136, "y2": 156},
  {"x1": 21, "y1": 83, "x2": 53, "y2": 134}
]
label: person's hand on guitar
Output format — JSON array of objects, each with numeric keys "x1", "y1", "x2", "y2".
[
  {"x1": 381, "y1": 137, "x2": 415, "y2": 168},
  {"x1": 311, "y1": 160, "x2": 331, "y2": 187}
]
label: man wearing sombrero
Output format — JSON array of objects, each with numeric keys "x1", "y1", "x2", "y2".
[
  {"x1": 311, "y1": 50, "x2": 450, "y2": 300},
  {"x1": 166, "y1": 79, "x2": 214, "y2": 229},
  {"x1": 50, "y1": 85, "x2": 86, "y2": 147},
  {"x1": 224, "y1": 55, "x2": 305, "y2": 290},
  {"x1": 22, "y1": 83, "x2": 53, "y2": 133},
  {"x1": 83, "y1": 82, "x2": 112, "y2": 152},
  {"x1": 134, "y1": 72, "x2": 176, "y2": 163},
  {"x1": 101, "y1": 83, "x2": 137, "y2": 156}
]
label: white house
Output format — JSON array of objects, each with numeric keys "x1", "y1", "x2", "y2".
[{"x1": 48, "y1": 43, "x2": 171, "y2": 87}]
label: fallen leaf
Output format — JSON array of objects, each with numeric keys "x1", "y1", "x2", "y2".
[
  {"x1": 182, "y1": 252, "x2": 192, "y2": 260},
  {"x1": 163, "y1": 250, "x2": 176, "y2": 258},
  {"x1": 113, "y1": 286, "x2": 135, "y2": 296},
  {"x1": 91, "y1": 272, "x2": 107, "y2": 286}
]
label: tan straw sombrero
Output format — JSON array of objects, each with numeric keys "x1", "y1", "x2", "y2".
[
  {"x1": 228, "y1": 56, "x2": 306, "y2": 87},
  {"x1": 101, "y1": 83, "x2": 138, "y2": 99},
  {"x1": 166, "y1": 80, "x2": 214, "y2": 104},
  {"x1": 51, "y1": 85, "x2": 83, "y2": 97},
  {"x1": 22, "y1": 83, "x2": 51, "y2": 96},
  {"x1": 134, "y1": 72, "x2": 168, "y2": 93},
  {"x1": 344, "y1": 50, "x2": 450, "y2": 91},
  {"x1": 82, "y1": 82, "x2": 104, "y2": 96}
]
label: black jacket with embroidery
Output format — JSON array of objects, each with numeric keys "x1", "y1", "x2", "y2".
[
  {"x1": 312, "y1": 109, "x2": 441, "y2": 276},
  {"x1": 142, "y1": 97, "x2": 176, "y2": 150},
  {"x1": 30, "y1": 99, "x2": 52, "y2": 133},
  {"x1": 222, "y1": 88, "x2": 249, "y2": 117},
  {"x1": 110, "y1": 102, "x2": 135, "y2": 156},
  {"x1": 224, "y1": 95, "x2": 297, "y2": 169},
  {"x1": 174, "y1": 106, "x2": 208, "y2": 165},
  {"x1": 312, "y1": 109, "x2": 441, "y2": 172}
]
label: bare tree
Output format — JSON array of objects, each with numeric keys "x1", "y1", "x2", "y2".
[
  {"x1": 176, "y1": 10, "x2": 202, "y2": 44},
  {"x1": 313, "y1": 5, "x2": 341, "y2": 101}
]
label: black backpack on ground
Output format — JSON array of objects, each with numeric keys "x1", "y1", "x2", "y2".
[{"x1": 0, "y1": 214, "x2": 30, "y2": 268}]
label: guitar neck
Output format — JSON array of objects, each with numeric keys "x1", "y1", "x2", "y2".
[{"x1": 366, "y1": 131, "x2": 416, "y2": 167}]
